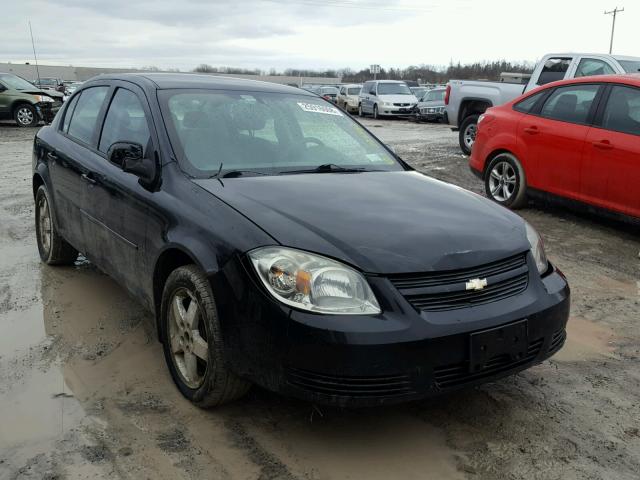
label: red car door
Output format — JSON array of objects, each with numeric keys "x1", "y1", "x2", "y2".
[
  {"x1": 518, "y1": 84, "x2": 602, "y2": 201},
  {"x1": 582, "y1": 84, "x2": 640, "y2": 218}
]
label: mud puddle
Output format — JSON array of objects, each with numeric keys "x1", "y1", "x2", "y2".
[{"x1": 555, "y1": 316, "x2": 617, "y2": 362}]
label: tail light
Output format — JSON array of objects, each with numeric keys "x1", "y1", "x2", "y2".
[{"x1": 444, "y1": 84, "x2": 451, "y2": 105}]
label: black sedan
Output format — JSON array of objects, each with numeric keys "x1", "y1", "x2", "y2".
[{"x1": 32, "y1": 73, "x2": 569, "y2": 407}]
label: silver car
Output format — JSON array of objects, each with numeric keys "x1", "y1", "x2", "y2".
[
  {"x1": 358, "y1": 80, "x2": 418, "y2": 119},
  {"x1": 337, "y1": 84, "x2": 362, "y2": 113}
]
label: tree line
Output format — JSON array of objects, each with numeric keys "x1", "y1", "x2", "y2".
[{"x1": 191, "y1": 61, "x2": 534, "y2": 82}]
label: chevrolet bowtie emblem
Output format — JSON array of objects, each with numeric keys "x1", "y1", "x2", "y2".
[{"x1": 466, "y1": 278, "x2": 488, "y2": 291}]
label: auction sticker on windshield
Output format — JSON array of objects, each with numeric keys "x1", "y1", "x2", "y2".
[{"x1": 297, "y1": 102, "x2": 343, "y2": 116}]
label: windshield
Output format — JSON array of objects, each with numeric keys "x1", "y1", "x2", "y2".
[
  {"x1": 347, "y1": 87, "x2": 361, "y2": 95},
  {"x1": 39, "y1": 78, "x2": 57, "y2": 86},
  {"x1": 377, "y1": 83, "x2": 412, "y2": 95},
  {"x1": 0, "y1": 73, "x2": 37, "y2": 91},
  {"x1": 618, "y1": 60, "x2": 640, "y2": 73},
  {"x1": 160, "y1": 90, "x2": 402, "y2": 177},
  {"x1": 423, "y1": 90, "x2": 445, "y2": 102}
]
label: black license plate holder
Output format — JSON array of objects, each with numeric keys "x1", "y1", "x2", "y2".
[{"x1": 469, "y1": 320, "x2": 528, "y2": 373}]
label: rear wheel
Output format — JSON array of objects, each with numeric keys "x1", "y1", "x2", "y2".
[
  {"x1": 160, "y1": 265, "x2": 251, "y2": 408},
  {"x1": 484, "y1": 153, "x2": 528, "y2": 209},
  {"x1": 35, "y1": 185, "x2": 78, "y2": 265},
  {"x1": 459, "y1": 114, "x2": 479, "y2": 155},
  {"x1": 15, "y1": 104, "x2": 38, "y2": 127}
]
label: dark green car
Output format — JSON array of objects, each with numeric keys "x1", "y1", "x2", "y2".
[{"x1": 0, "y1": 73, "x2": 63, "y2": 127}]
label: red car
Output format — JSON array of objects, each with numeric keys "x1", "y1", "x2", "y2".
[{"x1": 470, "y1": 74, "x2": 640, "y2": 220}]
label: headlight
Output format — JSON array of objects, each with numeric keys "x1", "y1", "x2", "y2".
[
  {"x1": 249, "y1": 246, "x2": 381, "y2": 315},
  {"x1": 525, "y1": 222, "x2": 548, "y2": 274},
  {"x1": 33, "y1": 95, "x2": 54, "y2": 103},
  {"x1": 383, "y1": 102, "x2": 392, "y2": 107}
]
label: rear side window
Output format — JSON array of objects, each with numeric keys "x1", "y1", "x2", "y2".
[
  {"x1": 537, "y1": 58, "x2": 572, "y2": 86},
  {"x1": 61, "y1": 94, "x2": 80, "y2": 133},
  {"x1": 540, "y1": 84, "x2": 600, "y2": 124},
  {"x1": 67, "y1": 86, "x2": 109, "y2": 145},
  {"x1": 99, "y1": 88, "x2": 151, "y2": 154},
  {"x1": 575, "y1": 58, "x2": 615, "y2": 78},
  {"x1": 601, "y1": 85, "x2": 640, "y2": 136},
  {"x1": 513, "y1": 91, "x2": 546, "y2": 113}
]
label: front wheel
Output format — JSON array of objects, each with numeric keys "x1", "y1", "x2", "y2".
[
  {"x1": 373, "y1": 104, "x2": 379, "y2": 119},
  {"x1": 35, "y1": 185, "x2": 78, "y2": 265},
  {"x1": 15, "y1": 104, "x2": 39, "y2": 127},
  {"x1": 484, "y1": 153, "x2": 528, "y2": 209},
  {"x1": 358, "y1": 103, "x2": 365, "y2": 117},
  {"x1": 459, "y1": 114, "x2": 479, "y2": 155},
  {"x1": 160, "y1": 265, "x2": 251, "y2": 408}
]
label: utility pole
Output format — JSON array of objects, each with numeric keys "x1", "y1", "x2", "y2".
[
  {"x1": 604, "y1": 7, "x2": 624, "y2": 54},
  {"x1": 28, "y1": 21, "x2": 41, "y2": 86}
]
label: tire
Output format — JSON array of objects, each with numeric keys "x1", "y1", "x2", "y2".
[
  {"x1": 35, "y1": 185, "x2": 78, "y2": 265},
  {"x1": 160, "y1": 265, "x2": 251, "y2": 408},
  {"x1": 373, "y1": 104, "x2": 379, "y2": 119},
  {"x1": 459, "y1": 114, "x2": 479, "y2": 155},
  {"x1": 358, "y1": 103, "x2": 365, "y2": 117},
  {"x1": 14, "y1": 104, "x2": 39, "y2": 127},
  {"x1": 484, "y1": 152, "x2": 528, "y2": 209}
]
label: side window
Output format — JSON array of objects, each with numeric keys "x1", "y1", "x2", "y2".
[
  {"x1": 513, "y1": 91, "x2": 546, "y2": 113},
  {"x1": 61, "y1": 93, "x2": 80, "y2": 133},
  {"x1": 537, "y1": 57, "x2": 572, "y2": 86},
  {"x1": 575, "y1": 58, "x2": 615, "y2": 78},
  {"x1": 601, "y1": 85, "x2": 640, "y2": 136},
  {"x1": 99, "y1": 88, "x2": 151, "y2": 154},
  {"x1": 67, "y1": 86, "x2": 109, "y2": 145},
  {"x1": 340, "y1": 87, "x2": 346, "y2": 95},
  {"x1": 540, "y1": 84, "x2": 600, "y2": 124}
]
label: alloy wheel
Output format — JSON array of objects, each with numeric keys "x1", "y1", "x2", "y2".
[
  {"x1": 17, "y1": 107, "x2": 34, "y2": 126},
  {"x1": 463, "y1": 123, "x2": 476, "y2": 150},
  {"x1": 488, "y1": 161, "x2": 517, "y2": 202},
  {"x1": 37, "y1": 194, "x2": 52, "y2": 256},
  {"x1": 168, "y1": 288, "x2": 209, "y2": 389}
]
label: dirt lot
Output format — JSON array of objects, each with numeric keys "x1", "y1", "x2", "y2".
[{"x1": 1, "y1": 118, "x2": 639, "y2": 480}]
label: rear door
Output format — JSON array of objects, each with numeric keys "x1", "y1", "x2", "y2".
[
  {"x1": 81, "y1": 82, "x2": 156, "y2": 299},
  {"x1": 583, "y1": 84, "x2": 640, "y2": 217},
  {"x1": 50, "y1": 85, "x2": 110, "y2": 253},
  {"x1": 517, "y1": 83, "x2": 602, "y2": 199}
]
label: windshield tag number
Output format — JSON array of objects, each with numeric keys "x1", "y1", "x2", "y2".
[{"x1": 297, "y1": 102, "x2": 343, "y2": 116}]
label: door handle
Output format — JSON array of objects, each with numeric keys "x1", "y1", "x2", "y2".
[
  {"x1": 47, "y1": 151, "x2": 58, "y2": 161},
  {"x1": 593, "y1": 140, "x2": 613, "y2": 150},
  {"x1": 81, "y1": 173, "x2": 97, "y2": 185},
  {"x1": 523, "y1": 126, "x2": 539, "y2": 135}
]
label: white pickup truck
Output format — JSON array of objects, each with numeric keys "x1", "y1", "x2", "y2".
[{"x1": 445, "y1": 53, "x2": 640, "y2": 154}]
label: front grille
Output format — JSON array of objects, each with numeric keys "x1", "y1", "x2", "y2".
[
  {"x1": 287, "y1": 367, "x2": 414, "y2": 397},
  {"x1": 393, "y1": 102, "x2": 411, "y2": 106},
  {"x1": 389, "y1": 253, "x2": 529, "y2": 312},
  {"x1": 433, "y1": 337, "x2": 544, "y2": 389}
]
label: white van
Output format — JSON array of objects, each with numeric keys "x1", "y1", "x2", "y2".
[{"x1": 358, "y1": 80, "x2": 418, "y2": 118}]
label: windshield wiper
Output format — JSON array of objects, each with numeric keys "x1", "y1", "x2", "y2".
[
  {"x1": 220, "y1": 169, "x2": 271, "y2": 178},
  {"x1": 284, "y1": 164, "x2": 371, "y2": 174}
]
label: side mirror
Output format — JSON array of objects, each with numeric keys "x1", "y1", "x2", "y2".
[
  {"x1": 369, "y1": 90, "x2": 376, "y2": 95},
  {"x1": 107, "y1": 142, "x2": 158, "y2": 187},
  {"x1": 0, "y1": 84, "x2": 6, "y2": 92}
]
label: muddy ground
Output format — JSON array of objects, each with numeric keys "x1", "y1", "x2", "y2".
[{"x1": 0, "y1": 118, "x2": 638, "y2": 480}]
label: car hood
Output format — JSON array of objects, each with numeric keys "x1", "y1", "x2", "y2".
[
  {"x1": 193, "y1": 171, "x2": 529, "y2": 274},
  {"x1": 377, "y1": 94, "x2": 418, "y2": 104},
  {"x1": 21, "y1": 88, "x2": 63, "y2": 99}
]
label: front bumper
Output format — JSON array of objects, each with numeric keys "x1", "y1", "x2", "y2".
[
  {"x1": 217, "y1": 255, "x2": 570, "y2": 407},
  {"x1": 380, "y1": 104, "x2": 416, "y2": 115},
  {"x1": 37, "y1": 102, "x2": 61, "y2": 123}
]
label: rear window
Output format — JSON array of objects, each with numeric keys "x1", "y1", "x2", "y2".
[
  {"x1": 159, "y1": 90, "x2": 401, "y2": 177},
  {"x1": 513, "y1": 91, "x2": 546, "y2": 113},
  {"x1": 537, "y1": 58, "x2": 572, "y2": 86},
  {"x1": 67, "y1": 86, "x2": 109, "y2": 145},
  {"x1": 539, "y1": 84, "x2": 600, "y2": 124},
  {"x1": 601, "y1": 85, "x2": 640, "y2": 136}
]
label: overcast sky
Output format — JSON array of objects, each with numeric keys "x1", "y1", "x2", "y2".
[{"x1": 1, "y1": 0, "x2": 637, "y2": 72}]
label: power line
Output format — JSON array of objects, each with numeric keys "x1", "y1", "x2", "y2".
[{"x1": 604, "y1": 6, "x2": 624, "y2": 54}]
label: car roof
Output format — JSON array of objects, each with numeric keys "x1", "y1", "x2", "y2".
[
  {"x1": 83, "y1": 72, "x2": 316, "y2": 96},
  {"x1": 544, "y1": 73, "x2": 640, "y2": 88}
]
